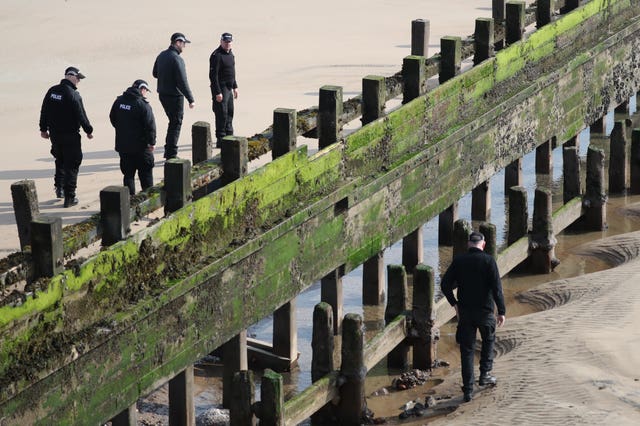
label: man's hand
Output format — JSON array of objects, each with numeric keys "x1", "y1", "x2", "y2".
[
  {"x1": 233, "y1": 88, "x2": 238, "y2": 99},
  {"x1": 40, "y1": 131, "x2": 49, "y2": 139},
  {"x1": 215, "y1": 93, "x2": 223, "y2": 103},
  {"x1": 497, "y1": 314, "x2": 506, "y2": 327},
  {"x1": 189, "y1": 102, "x2": 195, "y2": 109},
  {"x1": 87, "y1": 134, "x2": 93, "y2": 139},
  {"x1": 147, "y1": 145, "x2": 155, "y2": 152}
]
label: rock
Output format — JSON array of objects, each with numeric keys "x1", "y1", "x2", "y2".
[
  {"x1": 196, "y1": 408, "x2": 230, "y2": 426},
  {"x1": 425, "y1": 395, "x2": 437, "y2": 408}
]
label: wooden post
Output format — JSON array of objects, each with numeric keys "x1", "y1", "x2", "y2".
[
  {"x1": 439, "y1": 203, "x2": 458, "y2": 246},
  {"x1": 631, "y1": 129, "x2": 640, "y2": 194},
  {"x1": 321, "y1": 269, "x2": 343, "y2": 335},
  {"x1": 412, "y1": 264, "x2": 435, "y2": 370},
  {"x1": 311, "y1": 302, "x2": 335, "y2": 425},
  {"x1": 411, "y1": 19, "x2": 430, "y2": 57},
  {"x1": 471, "y1": 180, "x2": 491, "y2": 221},
  {"x1": 222, "y1": 331, "x2": 248, "y2": 409},
  {"x1": 272, "y1": 108, "x2": 297, "y2": 160},
  {"x1": 338, "y1": 314, "x2": 366, "y2": 426},
  {"x1": 584, "y1": 147, "x2": 607, "y2": 231},
  {"x1": 221, "y1": 136, "x2": 248, "y2": 186},
  {"x1": 508, "y1": 186, "x2": 528, "y2": 245},
  {"x1": 564, "y1": 135, "x2": 579, "y2": 149},
  {"x1": 402, "y1": 226, "x2": 423, "y2": 275},
  {"x1": 591, "y1": 116, "x2": 605, "y2": 134},
  {"x1": 318, "y1": 85, "x2": 343, "y2": 149},
  {"x1": 609, "y1": 121, "x2": 628, "y2": 194},
  {"x1": 473, "y1": 18, "x2": 494, "y2": 65},
  {"x1": 505, "y1": 1, "x2": 525, "y2": 45},
  {"x1": 505, "y1": 158, "x2": 523, "y2": 191},
  {"x1": 168, "y1": 365, "x2": 194, "y2": 426},
  {"x1": 164, "y1": 158, "x2": 192, "y2": 214},
  {"x1": 100, "y1": 186, "x2": 130, "y2": 246},
  {"x1": 191, "y1": 121, "x2": 212, "y2": 164},
  {"x1": 536, "y1": 0, "x2": 552, "y2": 28},
  {"x1": 563, "y1": 146, "x2": 581, "y2": 203},
  {"x1": 479, "y1": 222, "x2": 498, "y2": 259},
  {"x1": 453, "y1": 219, "x2": 472, "y2": 258},
  {"x1": 535, "y1": 140, "x2": 553, "y2": 175},
  {"x1": 493, "y1": 0, "x2": 506, "y2": 50},
  {"x1": 562, "y1": 0, "x2": 580, "y2": 13},
  {"x1": 385, "y1": 265, "x2": 408, "y2": 370},
  {"x1": 261, "y1": 369, "x2": 284, "y2": 426},
  {"x1": 111, "y1": 404, "x2": 137, "y2": 426},
  {"x1": 362, "y1": 76, "x2": 385, "y2": 125},
  {"x1": 492, "y1": 0, "x2": 505, "y2": 22},
  {"x1": 531, "y1": 191, "x2": 558, "y2": 274},
  {"x1": 439, "y1": 36, "x2": 461, "y2": 84},
  {"x1": 273, "y1": 299, "x2": 298, "y2": 368},
  {"x1": 230, "y1": 370, "x2": 255, "y2": 426},
  {"x1": 362, "y1": 251, "x2": 385, "y2": 306},
  {"x1": 402, "y1": 56, "x2": 425, "y2": 104},
  {"x1": 615, "y1": 100, "x2": 629, "y2": 114},
  {"x1": 30, "y1": 216, "x2": 63, "y2": 280},
  {"x1": 10, "y1": 180, "x2": 39, "y2": 250}
]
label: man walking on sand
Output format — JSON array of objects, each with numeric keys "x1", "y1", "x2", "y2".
[
  {"x1": 440, "y1": 231, "x2": 506, "y2": 403},
  {"x1": 209, "y1": 32, "x2": 238, "y2": 148},
  {"x1": 110, "y1": 79, "x2": 156, "y2": 195},
  {"x1": 39, "y1": 66, "x2": 93, "y2": 208},
  {"x1": 152, "y1": 32, "x2": 195, "y2": 159}
]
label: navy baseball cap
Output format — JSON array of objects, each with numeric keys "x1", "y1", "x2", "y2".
[
  {"x1": 221, "y1": 32, "x2": 233, "y2": 42},
  {"x1": 171, "y1": 32, "x2": 191, "y2": 43},
  {"x1": 65, "y1": 66, "x2": 85, "y2": 79},
  {"x1": 469, "y1": 231, "x2": 485, "y2": 243}
]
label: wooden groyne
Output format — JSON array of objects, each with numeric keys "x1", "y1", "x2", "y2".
[{"x1": 2, "y1": 0, "x2": 640, "y2": 424}]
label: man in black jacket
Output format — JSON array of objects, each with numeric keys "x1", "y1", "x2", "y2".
[
  {"x1": 39, "y1": 66, "x2": 93, "y2": 207},
  {"x1": 440, "y1": 231, "x2": 506, "y2": 403},
  {"x1": 152, "y1": 32, "x2": 195, "y2": 159},
  {"x1": 110, "y1": 80, "x2": 157, "y2": 195},
  {"x1": 209, "y1": 32, "x2": 238, "y2": 147}
]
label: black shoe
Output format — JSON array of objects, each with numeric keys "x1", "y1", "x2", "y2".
[
  {"x1": 64, "y1": 197, "x2": 78, "y2": 208},
  {"x1": 463, "y1": 392, "x2": 472, "y2": 402},
  {"x1": 479, "y1": 372, "x2": 497, "y2": 386},
  {"x1": 55, "y1": 187, "x2": 64, "y2": 199}
]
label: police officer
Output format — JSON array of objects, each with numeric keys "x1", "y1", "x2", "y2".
[
  {"x1": 39, "y1": 66, "x2": 93, "y2": 207},
  {"x1": 209, "y1": 32, "x2": 238, "y2": 148},
  {"x1": 440, "y1": 231, "x2": 506, "y2": 403},
  {"x1": 109, "y1": 80, "x2": 157, "y2": 195},
  {"x1": 152, "y1": 32, "x2": 195, "y2": 159}
]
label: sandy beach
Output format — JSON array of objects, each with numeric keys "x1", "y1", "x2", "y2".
[
  {"x1": 0, "y1": 0, "x2": 497, "y2": 254},
  {"x1": 3, "y1": 1, "x2": 640, "y2": 425}
]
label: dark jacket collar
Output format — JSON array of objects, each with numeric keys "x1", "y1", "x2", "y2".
[{"x1": 60, "y1": 78, "x2": 77, "y2": 90}]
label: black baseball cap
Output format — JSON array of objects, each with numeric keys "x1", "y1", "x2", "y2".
[
  {"x1": 65, "y1": 66, "x2": 85, "y2": 79},
  {"x1": 221, "y1": 32, "x2": 233, "y2": 42},
  {"x1": 469, "y1": 231, "x2": 485, "y2": 243},
  {"x1": 132, "y1": 79, "x2": 152, "y2": 92},
  {"x1": 171, "y1": 32, "x2": 191, "y2": 43}
]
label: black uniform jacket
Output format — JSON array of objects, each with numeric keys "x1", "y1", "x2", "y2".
[
  {"x1": 109, "y1": 87, "x2": 156, "y2": 154},
  {"x1": 39, "y1": 79, "x2": 93, "y2": 135},
  {"x1": 209, "y1": 46, "x2": 237, "y2": 98},
  {"x1": 440, "y1": 247, "x2": 506, "y2": 316},
  {"x1": 152, "y1": 45, "x2": 195, "y2": 103}
]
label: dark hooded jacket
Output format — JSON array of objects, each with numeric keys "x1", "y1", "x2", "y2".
[
  {"x1": 109, "y1": 87, "x2": 156, "y2": 153},
  {"x1": 39, "y1": 78, "x2": 93, "y2": 135}
]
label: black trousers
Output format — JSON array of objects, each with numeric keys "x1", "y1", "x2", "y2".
[
  {"x1": 212, "y1": 86, "x2": 234, "y2": 145},
  {"x1": 50, "y1": 133, "x2": 82, "y2": 197},
  {"x1": 159, "y1": 95, "x2": 184, "y2": 159},
  {"x1": 119, "y1": 151, "x2": 154, "y2": 195},
  {"x1": 456, "y1": 310, "x2": 496, "y2": 393}
]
